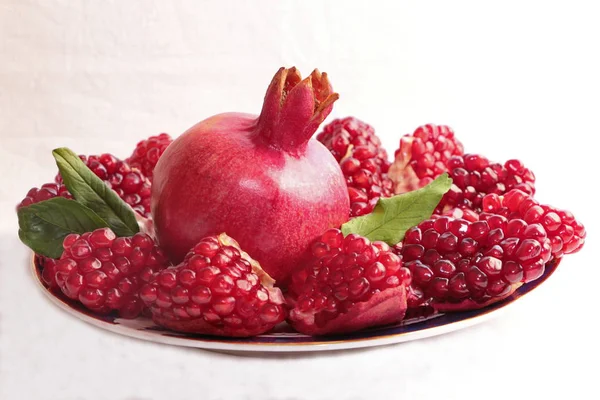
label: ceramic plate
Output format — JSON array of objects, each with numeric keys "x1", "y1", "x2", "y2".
[{"x1": 31, "y1": 255, "x2": 559, "y2": 352}]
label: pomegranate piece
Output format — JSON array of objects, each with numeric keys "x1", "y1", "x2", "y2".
[
  {"x1": 481, "y1": 189, "x2": 586, "y2": 259},
  {"x1": 389, "y1": 124, "x2": 464, "y2": 193},
  {"x1": 152, "y1": 67, "x2": 349, "y2": 283},
  {"x1": 318, "y1": 117, "x2": 393, "y2": 217},
  {"x1": 36, "y1": 255, "x2": 60, "y2": 288},
  {"x1": 126, "y1": 133, "x2": 173, "y2": 181},
  {"x1": 19, "y1": 154, "x2": 152, "y2": 219},
  {"x1": 441, "y1": 155, "x2": 535, "y2": 213},
  {"x1": 55, "y1": 228, "x2": 169, "y2": 318},
  {"x1": 56, "y1": 154, "x2": 152, "y2": 218},
  {"x1": 141, "y1": 233, "x2": 286, "y2": 337},
  {"x1": 287, "y1": 229, "x2": 411, "y2": 335},
  {"x1": 400, "y1": 215, "x2": 552, "y2": 312},
  {"x1": 17, "y1": 183, "x2": 72, "y2": 210},
  {"x1": 317, "y1": 117, "x2": 390, "y2": 168},
  {"x1": 389, "y1": 124, "x2": 535, "y2": 214}
]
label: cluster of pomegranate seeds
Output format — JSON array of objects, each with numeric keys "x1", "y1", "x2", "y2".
[
  {"x1": 317, "y1": 117, "x2": 393, "y2": 217},
  {"x1": 441, "y1": 155, "x2": 535, "y2": 213},
  {"x1": 389, "y1": 124, "x2": 535, "y2": 215},
  {"x1": 18, "y1": 154, "x2": 152, "y2": 219},
  {"x1": 288, "y1": 229, "x2": 411, "y2": 334},
  {"x1": 341, "y1": 148, "x2": 395, "y2": 217},
  {"x1": 37, "y1": 255, "x2": 60, "y2": 288},
  {"x1": 317, "y1": 117, "x2": 390, "y2": 165},
  {"x1": 17, "y1": 183, "x2": 71, "y2": 210},
  {"x1": 55, "y1": 154, "x2": 152, "y2": 218},
  {"x1": 400, "y1": 215, "x2": 552, "y2": 311},
  {"x1": 141, "y1": 234, "x2": 285, "y2": 337},
  {"x1": 126, "y1": 133, "x2": 173, "y2": 181},
  {"x1": 481, "y1": 189, "x2": 586, "y2": 259},
  {"x1": 55, "y1": 228, "x2": 169, "y2": 318},
  {"x1": 390, "y1": 124, "x2": 464, "y2": 193}
]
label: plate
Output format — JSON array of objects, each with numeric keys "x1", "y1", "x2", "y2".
[{"x1": 31, "y1": 255, "x2": 559, "y2": 352}]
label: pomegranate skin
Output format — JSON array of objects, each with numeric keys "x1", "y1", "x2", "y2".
[
  {"x1": 290, "y1": 286, "x2": 407, "y2": 336},
  {"x1": 152, "y1": 68, "x2": 349, "y2": 283}
]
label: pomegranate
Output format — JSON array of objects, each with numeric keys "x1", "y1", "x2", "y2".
[
  {"x1": 287, "y1": 229, "x2": 410, "y2": 335},
  {"x1": 141, "y1": 233, "x2": 285, "y2": 337},
  {"x1": 317, "y1": 117, "x2": 394, "y2": 217},
  {"x1": 19, "y1": 154, "x2": 152, "y2": 218},
  {"x1": 152, "y1": 67, "x2": 349, "y2": 282},
  {"x1": 389, "y1": 124, "x2": 536, "y2": 215},
  {"x1": 400, "y1": 215, "x2": 552, "y2": 312},
  {"x1": 126, "y1": 133, "x2": 173, "y2": 181},
  {"x1": 54, "y1": 154, "x2": 152, "y2": 218},
  {"x1": 55, "y1": 228, "x2": 169, "y2": 318},
  {"x1": 390, "y1": 124, "x2": 464, "y2": 193},
  {"x1": 18, "y1": 183, "x2": 72, "y2": 210},
  {"x1": 481, "y1": 189, "x2": 586, "y2": 259},
  {"x1": 37, "y1": 254, "x2": 60, "y2": 288},
  {"x1": 440, "y1": 155, "x2": 535, "y2": 213}
]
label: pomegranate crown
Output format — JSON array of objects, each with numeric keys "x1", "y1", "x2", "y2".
[{"x1": 256, "y1": 67, "x2": 339, "y2": 152}]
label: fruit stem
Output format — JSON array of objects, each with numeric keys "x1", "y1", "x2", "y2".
[{"x1": 255, "y1": 67, "x2": 339, "y2": 153}]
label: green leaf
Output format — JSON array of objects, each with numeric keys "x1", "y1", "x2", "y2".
[
  {"x1": 18, "y1": 197, "x2": 109, "y2": 258},
  {"x1": 53, "y1": 147, "x2": 139, "y2": 237},
  {"x1": 341, "y1": 173, "x2": 452, "y2": 245}
]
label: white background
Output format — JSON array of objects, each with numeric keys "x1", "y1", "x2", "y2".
[{"x1": 1, "y1": 1, "x2": 599, "y2": 399}]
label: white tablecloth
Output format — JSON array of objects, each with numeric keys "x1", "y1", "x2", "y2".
[{"x1": 1, "y1": 1, "x2": 598, "y2": 399}]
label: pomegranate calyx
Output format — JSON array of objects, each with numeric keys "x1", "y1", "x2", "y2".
[{"x1": 256, "y1": 67, "x2": 339, "y2": 152}]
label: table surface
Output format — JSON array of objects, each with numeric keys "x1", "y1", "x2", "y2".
[{"x1": 1, "y1": 1, "x2": 598, "y2": 399}]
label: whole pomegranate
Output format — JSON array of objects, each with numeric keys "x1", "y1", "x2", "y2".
[{"x1": 152, "y1": 67, "x2": 350, "y2": 282}]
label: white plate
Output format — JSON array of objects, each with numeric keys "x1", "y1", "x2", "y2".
[{"x1": 31, "y1": 255, "x2": 560, "y2": 352}]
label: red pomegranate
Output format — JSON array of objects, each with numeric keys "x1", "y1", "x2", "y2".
[
  {"x1": 152, "y1": 67, "x2": 350, "y2": 283},
  {"x1": 287, "y1": 229, "x2": 410, "y2": 335}
]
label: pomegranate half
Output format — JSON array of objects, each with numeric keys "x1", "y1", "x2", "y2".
[{"x1": 152, "y1": 67, "x2": 350, "y2": 282}]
